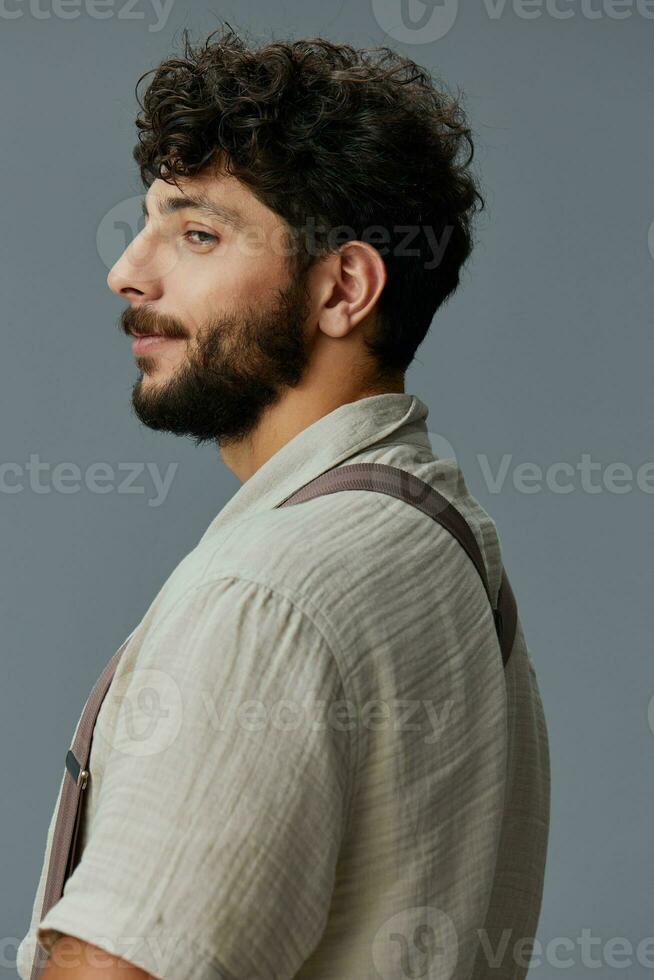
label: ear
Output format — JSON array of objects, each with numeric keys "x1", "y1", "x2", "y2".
[{"x1": 315, "y1": 241, "x2": 387, "y2": 340}]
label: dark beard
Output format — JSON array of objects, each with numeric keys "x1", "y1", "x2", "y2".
[{"x1": 124, "y1": 272, "x2": 313, "y2": 447}]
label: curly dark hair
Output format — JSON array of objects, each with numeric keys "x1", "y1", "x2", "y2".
[{"x1": 132, "y1": 24, "x2": 484, "y2": 377}]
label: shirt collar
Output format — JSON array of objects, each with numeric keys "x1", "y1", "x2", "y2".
[{"x1": 197, "y1": 391, "x2": 432, "y2": 543}]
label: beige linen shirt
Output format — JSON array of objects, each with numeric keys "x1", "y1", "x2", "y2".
[{"x1": 17, "y1": 392, "x2": 550, "y2": 980}]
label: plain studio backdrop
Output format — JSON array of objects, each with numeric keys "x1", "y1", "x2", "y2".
[{"x1": 1, "y1": 2, "x2": 652, "y2": 977}]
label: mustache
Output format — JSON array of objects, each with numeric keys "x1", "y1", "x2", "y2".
[{"x1": 120, "y1": 306, "x2": 189, "y2": 340}]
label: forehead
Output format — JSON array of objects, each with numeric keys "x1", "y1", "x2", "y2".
[{"x1": 144, "y1": 169, "x2": 280, "y2": 233}]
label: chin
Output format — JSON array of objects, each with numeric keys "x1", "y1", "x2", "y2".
[{"x1": 136, "y1": 354, "x2": 176, "y2": 376}]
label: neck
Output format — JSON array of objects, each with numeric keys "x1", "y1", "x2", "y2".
[{"x1": 219, "y1": 372, "x2": 405, "y2": 483}]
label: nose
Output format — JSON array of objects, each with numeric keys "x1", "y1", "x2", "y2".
[{"x1": 106, "y1": 229, "x2": 164, "y2": 302}]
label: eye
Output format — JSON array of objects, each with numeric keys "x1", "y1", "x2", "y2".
[{"x1": 184, "y1": 229, "x2": 219, "y2": 246}]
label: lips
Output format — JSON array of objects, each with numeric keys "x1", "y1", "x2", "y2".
[{"x1": 131, "y1": 334, "x2": 179, "y2": 354}]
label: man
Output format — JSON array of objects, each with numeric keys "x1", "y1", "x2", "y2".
[{"x1": 17, "y1": 24, "x2": 550, "y2": 980}]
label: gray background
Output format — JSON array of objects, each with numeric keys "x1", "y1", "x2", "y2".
[{"x1": 2, "y1": 1, "x2": 653, "y2": 976}]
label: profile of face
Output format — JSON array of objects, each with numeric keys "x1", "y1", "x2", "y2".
[{"x1": 107, "y1": 166, "x2": 314, "y2": 446}]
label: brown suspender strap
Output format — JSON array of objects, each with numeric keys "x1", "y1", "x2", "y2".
[
  {"x1": 29, "y1": 633, "x2": 134, "y2": 980},
  {"x1": 277, "y1": 462, "x2": 517, "y2": 669}
]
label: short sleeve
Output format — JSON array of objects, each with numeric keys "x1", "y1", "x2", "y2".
[{"x1": 36, "y1": 577, "x2": 353, "y2": 980}]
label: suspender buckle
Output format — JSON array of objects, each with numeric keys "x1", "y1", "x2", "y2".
[{"x1": 65, "y1": 749, "x2": 89, "y2": 789}]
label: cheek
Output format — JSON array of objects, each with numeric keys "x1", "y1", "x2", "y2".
[
  {"x1": 208, "y1": 246, "x2": 290, "y2": 306},
  {"x1": 172, "y1": 245, "x2": 289, "y2": 320}
]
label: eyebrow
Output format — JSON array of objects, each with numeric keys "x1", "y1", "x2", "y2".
[{"x1": 141, "y1": 192, "x2": 246, "y2": 231}]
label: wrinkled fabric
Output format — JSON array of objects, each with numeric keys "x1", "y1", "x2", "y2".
[{"x1": 17, "y1": 392, "x2": 549, "y2": 980}]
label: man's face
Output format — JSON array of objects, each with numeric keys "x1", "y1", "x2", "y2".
[{"x1": 107, "y1": 168, "x2": 313, "y2": 445}]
